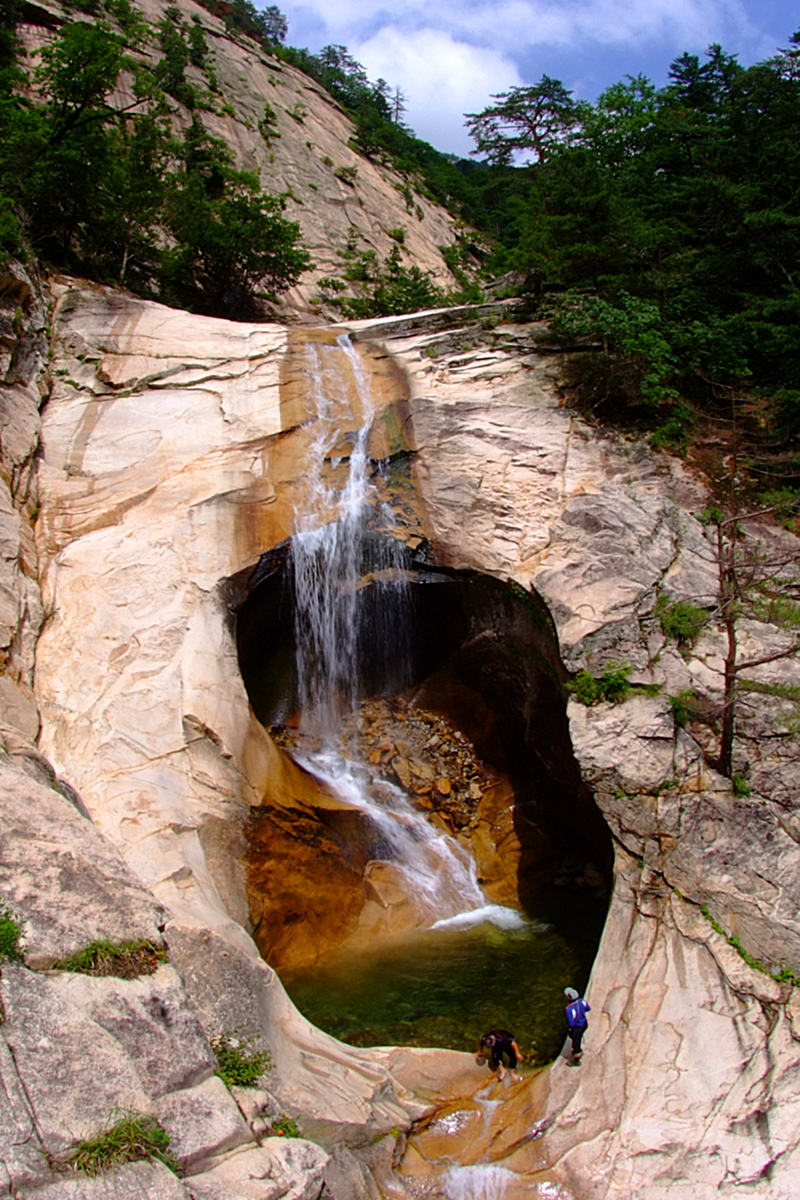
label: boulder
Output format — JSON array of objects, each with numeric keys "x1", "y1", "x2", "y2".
[
  {"x1": 0, "y1": 757, "x2": 168, "y2": 970},
  {"x1": 22, "y1": 1161, "x2": 192, "y2": 1200},
  {"x1": 0, "y1": 966, "x2": 153, "y2": 1156},
  {"x1": 154, "y1": 1077, "x2": 251, "y2": 1173},
  {"x1": 185, "y1": 1140, "x2": 328, "y2": 1200},
  {"x1": 48, "y1": 966, "x2": 217, "y2": 1100}
]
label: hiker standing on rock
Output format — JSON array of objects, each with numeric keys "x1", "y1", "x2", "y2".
[
  {"x1": 476, "y1": 1029, "x2": 524, "y2": 1081},
  {"x1": 564, "y1": 987, "x2": 590, "y2": 1062}
]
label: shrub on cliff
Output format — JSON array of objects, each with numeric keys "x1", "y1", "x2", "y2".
[
  {"x1": 0, "y1": 905, "x2": 24, "y2": 962},
  {"x1": 568, "y1": 663, "x2": 632, "y2": 706},
  {"x1": 0, "y1": 17, "x2": 311, "y2": 316}
]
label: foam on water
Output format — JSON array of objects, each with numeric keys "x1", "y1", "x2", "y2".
[
  {"x1": 298, "y1": 748, "x2": 487, "y2": 923},
  {"x1": 442, "y1": 1164, "x2": 518, "y2": 1200},
  {"x1": 431, "y1": 905, "x2": 527, "y2": 932}
]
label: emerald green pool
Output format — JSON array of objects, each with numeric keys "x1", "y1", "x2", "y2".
[{"x1": 281, "y1": 892, "x2": 605, "y2": 1063}]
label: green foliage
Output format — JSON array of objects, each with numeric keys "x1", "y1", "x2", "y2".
[
  {"x1": 210, "y1": 1030, "x2": 271, "y2": 1087},
  {"x1": 658, "y1": 599, "x2": 708, "y2": 646},
  {"x1": 568, "y1": 663, "x2": 632, "y2": 705},
  {"x1": 192, "y1": 0, "x2": 287, "y2": 47},
  {"x1": 465, "y1": 76, "x2": 588, "y2": 166},
  {"x1": 0, "y1": 195, "x2": 21, "y2": 266},
  {"x1": 188, "y1": 16, "x2": 209, "y2": 68},
  {"x1": 387, "y1": 226, "x2": 405, "y2": 244},
  {"x1": 0, "y1": 17, "x2": 309, "y2": 315},
  {"x1": 162, "y1": 138, "x2": 310, "y2": 316},
  {"x1": 333, "y1": 164, "x2": 358, "y2": 185},
  {"x1": 553, "y1": 291, "x2": 678, "y2": 410},
  {"x1": 271, "y1": 1115, "x2": 299, "y2": 1137},
  {"x1": 0, "y1": 906, "x2": 24, "y2": 962},
  {"x1": 65, "y1": 1112, "x2": 177, "y2": 1176},
  {"x1": 318, "y1": 243, "x2": 447, "y2": 318},
  {"x1": 53, "y1": 939, "x2": 166, "y2": 978},
  {"x1": 732, "y1": 773, "x2": 752, "y2": 796},
  {"x1": 258, "y1": 101, "x2": 280, "y2": 142},
  {"x1": 458, "y1": 40, "x2": 800, "y2": 467},
  {"x1": 568, "y1": 670, "x2": 602, "y2": 706},
  {"x1": 699, "y1": 904, "x2": 796, "y2": 984},
  {"x1": 156, "y1": 9, "x2": 194, "y2": 108},
  {"x1": 668, "y1": 689, "x2": 708, "y2": 729}
]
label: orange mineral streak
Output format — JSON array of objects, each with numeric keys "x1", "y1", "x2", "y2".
[{"x1": 242, "y1": 328, "x2": 429, "y2": 972}]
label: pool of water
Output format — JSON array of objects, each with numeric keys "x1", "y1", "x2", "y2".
[{"x1": 281, "y1": 891, "x2": 605, "y2": 1062}]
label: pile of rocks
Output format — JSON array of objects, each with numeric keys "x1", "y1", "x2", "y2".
[{"x1": 273, "y1": 697, "x2": 494, "y2": 832}]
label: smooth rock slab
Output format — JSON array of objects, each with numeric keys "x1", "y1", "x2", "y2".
[
  {"x1": 48, "y1": 966, "x2": 217, "y2": 1100},
  {"x1": 154, "y1": 1077, "x2": 251, "y2": 1172},
  {"x1": 23, "y1": 1160, "x2": 191, "y2": 1200},
  {"x1": 0, "y1": 757, "x2": 168, "y2": 969},
  {"x1": 0, "y1": 1034, "x2": 48, "y2": 1193},
  {"x1": 0, "y1": 966, "x2": 152, "y2": 1156},
  {"x1": 185, "y1": 1140, "x2": 329, "y2": 1200}
]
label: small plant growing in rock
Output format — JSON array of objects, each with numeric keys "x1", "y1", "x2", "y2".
[
  {"x1": 568, "y1": 663, "x2": 632, "y2": 705},
  {"x1": 65, "y1": 1111, "x2": 177, "y2": 1176},
  {"x1": 0, "y1": 906, "x2": 24, "y2": 962},
  {"x1": 387, "y1": 226, "x2": 406, "y2": 244},
  {"x1": 270, "y1": 1115, "x2": 299, "y2": 1137},
  {"x1": 211, "y1": 1030, "x2": 271, "y2": 1087},
  {"x1": 668, "y1": 688, "x2": 713, "y2": 730},
  {"x1": 53, "y1": 939, "x2": 166, "y2": 979},
  {"x1": 732, "y1": 773, "x2": 752, "y2": 796},
  {"x1": 657, "y1": 598, "x2": 708, "y2": 646},
  {"x1": 334, "y1": 164, "x2": 359, "y2": 185},
  {"x1": 258, "y1": 101, "x2": 281, "y2": 143}
]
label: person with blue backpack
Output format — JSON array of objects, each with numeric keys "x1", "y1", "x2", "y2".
[{"x1": 564, "y1": 986, "x2": 590, "y2": 1062}]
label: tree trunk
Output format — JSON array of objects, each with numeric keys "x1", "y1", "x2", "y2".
[
  {"x1": 717, "y1": 520, "x2": 737, "y2": 777},
  {"x1": 719, "y1": 613, "x2": 737, "y2": 777}
]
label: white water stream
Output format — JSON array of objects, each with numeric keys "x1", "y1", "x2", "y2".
[
  {"x1": 290, "y1": 334, "x2": 522, "y2": 931},
  {"x1": 442, "y1": 1165, "x2": 520, "y2": 1200}
]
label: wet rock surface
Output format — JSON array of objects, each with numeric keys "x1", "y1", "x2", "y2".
[{"x1": 273, "y1": 696, "x2": 492, "y2": 835}]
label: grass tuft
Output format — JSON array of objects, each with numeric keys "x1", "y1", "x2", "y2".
[
  {"x1": 53, "y1": 940, "x2": 166, "y2": 979},
  {"x1": 270, "y1": 1115, "x2": 299, "y2": 1137},
  {"x1": 568, "y1": 662, "x2": 632, "y2": 706},
  {"x1": 65, "y1": 1111, "x2": 178, "y2": 1176}
]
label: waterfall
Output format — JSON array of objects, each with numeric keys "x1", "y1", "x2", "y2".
[
  {"x1": 292, "y1": 334, "x2": 409, "y2": 741},
  {"x1": 289, "y1": 334, "x2": 520, "y2": 929},
  {"x1": 442, "y1": 1165, "x2": 519, "y2": 1200}
]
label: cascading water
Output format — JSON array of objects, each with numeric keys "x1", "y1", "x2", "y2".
[
  {"x1": 292, "y1": 334, "x2": 391, "y2": 738},
  {"x1": 289, "y1": 334, "x2": 518, "y2": 929}
]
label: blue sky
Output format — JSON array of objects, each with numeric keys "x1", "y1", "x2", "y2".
[{"x1": 274, "y1": 0, "x2": 799, "y2": 155}]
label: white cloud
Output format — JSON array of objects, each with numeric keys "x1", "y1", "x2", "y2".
[
  {"x1": 279, "y1": 0, "x2": 783, "y2": 152},
  {"x1": 286, "y1": 0, "x2": 761, "y2": 55},
  {"x1": 354, "y1": 27, "x2": 524, "y2": 153}
]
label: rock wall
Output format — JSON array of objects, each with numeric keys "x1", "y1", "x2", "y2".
[
  {"x1": 3, "y1": 271, "x2": 800, "y2": 1198},
  {"x1": 0, "y1": 273, "x2": 429, "y2": 1199},
  {"x1": 381, "y1": 315, "x2": 800, "y2": 1197}
]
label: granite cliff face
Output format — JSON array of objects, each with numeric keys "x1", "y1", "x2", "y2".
[
  {"x1": 1, "y1": 260, "x2": 799, "y2": 1199},
  {"x1": 1, "y1": 15, "x2": 800, "y2": 1190}
]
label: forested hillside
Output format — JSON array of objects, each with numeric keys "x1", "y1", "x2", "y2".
[{"x1": 1, "y1": 0, "x2": 799, "y2": 493}]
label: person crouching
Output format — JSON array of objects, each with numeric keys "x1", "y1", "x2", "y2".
[{"x1": 476, "y1": 1029, "x2": 524, "y2": 1081}]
